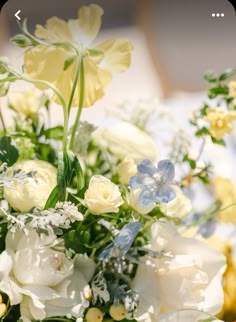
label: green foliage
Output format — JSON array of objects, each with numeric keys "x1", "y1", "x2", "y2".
[{"x1": 0, "y1": 136, "x2": 19, "y2": 166}]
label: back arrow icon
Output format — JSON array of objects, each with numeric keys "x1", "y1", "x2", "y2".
[{"x1": 15, "y1": 10, "x2": 21, "y2": 20}]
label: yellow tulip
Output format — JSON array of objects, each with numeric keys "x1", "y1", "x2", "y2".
[{"x1": 24, "y1": 4, "x2": 133, "y2": 107}]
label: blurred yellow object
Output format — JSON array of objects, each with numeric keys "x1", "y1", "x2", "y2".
[
  {"x1": 204, "y1": 108, "x2": 236, "y2": 140},
  {"x1": 208, "y1": 235, "x2": 236, "y2": 320},
  {"x1": 229, "y1": 81, "x2": 236, "y2": 99},
  {"x1": 213, "y1": 176, "x2": 236, "y2": 223},
  {"x1": 24, "y1": 4, "x2": 133, "y2": 108}
]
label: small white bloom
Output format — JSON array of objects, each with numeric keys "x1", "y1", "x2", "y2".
[
  {"x1": 117, "y1": 159, "x2": 137, "y2": 185},
  {"x1": 4, "y1": 160, "x2": 57, "y2": 212},
  {"x1": 92, "y1": 122, "x2": 158, "y2": 163},
  {"x1": 159, "y1": 186, "x2": 192, "y2": 218},
  {"x1": 9, "y1": 89, "x2": 46, "y2": 117},
  {"x1": 132, "y1": 221, "x2": 226, "y2": 321},
  {"x1": 127, "y1": 188, "x2": 155, "y2": 215},
  {"x1": 85, "y1": 175, "x2": 123, "y2": 214}
]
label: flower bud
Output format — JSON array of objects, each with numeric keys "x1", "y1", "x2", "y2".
[
  {"x1": 86, "y1": 307, "x2": 103, "y2": 322},
  {"x1": 109, "y1": 304, "x2": 127, "y2": 321},
  {"x1": 0, "y1": 303, "x2": 7, "y2": 318}
]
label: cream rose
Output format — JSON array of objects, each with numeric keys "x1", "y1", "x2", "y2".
[
  {"x1": 92, "y1": 122, "x2": 157, "y2": 163},
  {"x1": 4, "y1": 160, "x2": 57, "y2": 212},
  {"x1": 117, "y1": 159, "x2": 137, "y2": 185},
  {"x1": 127, "y1": 188, "x2": 155, "y2": 215},
  {"x1": 0, "y1": 229, "x2": 95, "y2": 322},
  {"x1": 132, "y1": 221, "x2": 226, "y2": 321},
  {"x1": 85, "y1": 175, "x2": 123, "y2": 213},
  {"x1": 9, "y1": 89, "x2": 45, "y2": 117},
  {"x1": 159, "y1": 186, "x2": 192, "y2": 218}
]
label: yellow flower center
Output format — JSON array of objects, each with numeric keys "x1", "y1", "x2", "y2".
[{"x1": 215, "y1": 118, "x2": 225, "y2": 128}]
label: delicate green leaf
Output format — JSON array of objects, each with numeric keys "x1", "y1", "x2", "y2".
[
  {"x1": 63, "y1": 56, "x2": 75, "y2": 71},
  {"x1": 0, "y1": 136, "x2": 19, "y2": 166},
  {"x1": 204, "y1": 71, "x2": 218, "y2": 83},
  {"x1": 44, "y1": 126, "x2": 64, "y2": 140},
  {"x1": 200, "y1": 104, "x2": 209, "y2": 116},
  {"x1": 219, "y1": 68, "x2": 236, "y2": 81},
  {"x1": 69, "y1": 152, "x2": 85, "y2": 192},
  {"x1": 44, "y1": 186, "x2": 58, "y2": 209},
  {"x1": 10, "y1": 34, "x2": 32, "y2": 48},
  {"x1": 208, "y1": 86, "x2": 229, "y2": 98},
  {"x1": 57, "y1": 151, "x2": 67, "y2": 201},
  {"x1": 195, "y1": 127, "x2": 210, "y2": 137},
  {"x1": 211, "y1": 136, "x2": 225, "y2": 146}
]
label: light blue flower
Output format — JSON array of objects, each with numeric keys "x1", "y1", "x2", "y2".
[
  {"x1": 129, "y1": 159, "x2": 176, "y2": 208},
  {"x1": 98, "y1": 222, "x2": 142, "y2": 261}
]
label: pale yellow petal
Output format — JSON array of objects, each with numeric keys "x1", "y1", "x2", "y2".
[
  {"x1": 55, "y1": 56, "x2": 112, "y2": 107},
  {"x1": 97, "y1": 38, "x2": 133, "y2": 73},
  {"x1": 35, "y1": 17, "x2": 72, "y2": 41},
  {"x1": 82, "y1": 57, "x2": 112, "y2": 107},
  {"x1": 77, "y1": 4, "x2": 103, "y2": 45},
  {"x1": 24, "y1": 45, "x2": 69, "y2": 84}
]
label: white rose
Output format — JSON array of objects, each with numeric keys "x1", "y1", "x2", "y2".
[
  {"x1": 1, "y1": 229, "x2": 95, "y2": 322},
  {"x1": 85, "y1": 175, "x2": 123, "y2": 214},
  {"x1": 4, "y1": 160, "x2": 57, "y2": 212},
  {"x1": 159, "y1": 186, "x2": 192, "y2": 218},
  {"x1": 9, "y1": 89, "x2": 45, "y2": 117},
  {"x1": 92, "y1": 122, "x2": 157, "y2": 163},
  {"x1": 117, "y1": 159, "x2": 137, "y2": 184},
  {"x1": 132, "y1": 221, "x2": 226, "y2": 321},
  {"x1": 127, "y1": 188, "x2": 155, "y2": 215}
]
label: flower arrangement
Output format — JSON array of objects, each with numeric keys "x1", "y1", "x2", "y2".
[{"x1": 0, "y1": 4, "x2": 236, "y2": 322}]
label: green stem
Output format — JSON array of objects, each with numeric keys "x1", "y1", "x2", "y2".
[
  {"x1": 0, "y1": 106, "x2": 6, "y2": 134},
  {"x1": 8, "y1": 69, "x2": 69, "y2": 152},
  {"x1": 67, "y1": 55, "x2": 83, "y2": 116},
  {"x1": 69, "y1": 59, "x2": 84, "y2": 150}
]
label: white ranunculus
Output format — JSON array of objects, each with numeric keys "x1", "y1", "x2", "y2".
[
  {"x1": 159, "y1": 186, "x2": 192, "y2": 218},
  {"x1": 132, "y1": 221, "x2": 226, "y2": 321},
  {"x1": 92, "y1": 122, "x2": 157, "y2": 163},
  {"x1": 9, "y1": 89, "x2": 46, "y2": 117},
  {"x1": 117, "y1": 159, "x2": 137, "y2": 185},
  {"x1": 84, "y1": 175, "x2": 123, "y2": 213},
  {"x1": 127, "y1": 188, "x2": 155, "y2": 215},
  {"x1": 2, "y1": 229, "x2": 95, "y2": 322},
  {"x1": 4, "y1": 160, "x2": 57, "y2": 212}
]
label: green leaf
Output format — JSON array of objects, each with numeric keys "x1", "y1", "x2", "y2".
[
  {"x1": 68, "y1": 152, "x2": 85, "y2": 192},
  {"x1": 219, "y1": 68, "x2": 236, "y2": 81},
  {"x1": 183, "y1": 154, "x2": 196, "y2": 170},
  {"x1": 44, "y1": 126, "x2": 64, "y2": 140},
  {"x1": 211, "y1": 136, "x2": 225, "y2": 146},
  {"x1": 63, "y1": 56, "x2": 75, "y2": 71},
  {"x1": 44, "y1": 186, "x2": 58, "y2": 209},
  {"x1": 200, "y1": 104, "x2": 209, "y2": 116},
  {"x1": 204, "y1": 71, "x2": 218, "y2": 83},
  {"x1": 10, "y1": 34, "x2": 32, "y2": 48},
  {"x1": 208, "y1": 86, "x2": 229, "y2": 99},
  {"x1": 195, "y1": 127, "x2": 210, "y2": 137},
  {"x1": 57, "y1": 151, "x2": 67, "y2": 201},
  {"x1": 0, "y1": 136, "x2": 19, "y2": 166}
]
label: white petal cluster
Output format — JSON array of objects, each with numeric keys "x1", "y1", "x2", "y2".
[
  {"x1": 132, "y1": 221, "x2": 226, "y2": 321},
  {"x1": 0, "y1": 229, "x2": 95, "y2": 322}
]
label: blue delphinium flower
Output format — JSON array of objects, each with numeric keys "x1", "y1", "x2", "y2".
[{"x1": 129, "y1": 159, "x2": 176, "y2": 208}]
